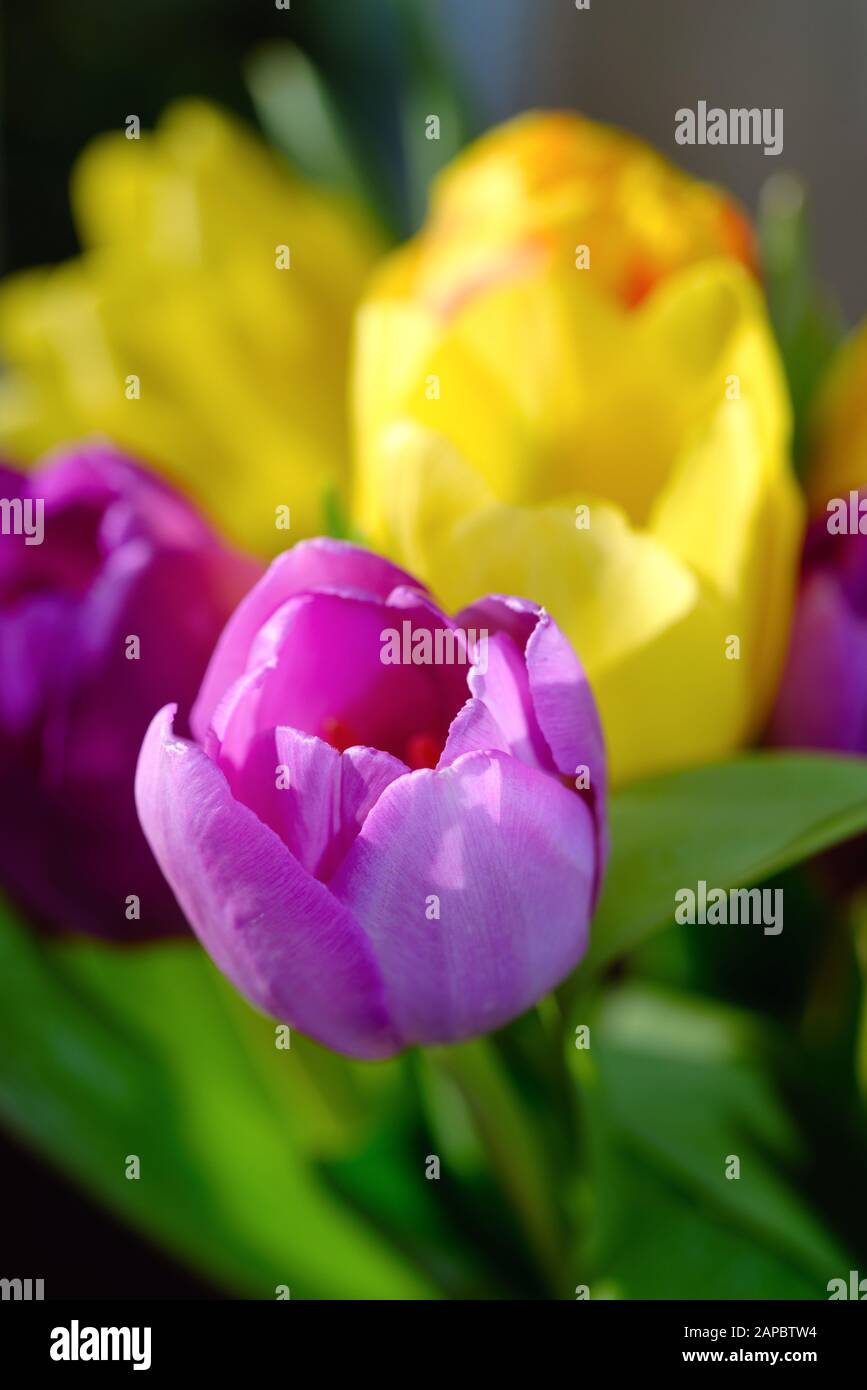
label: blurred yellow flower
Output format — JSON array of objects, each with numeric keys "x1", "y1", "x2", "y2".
[
  {"x1": 808, "y1": 319, "x2": 867, "y2": 509},
  {"x1": 382, "y1": 109, "x2": 758, "y2": 315},
  {"x1": 0, "y1": 100, "x2": 382, "y2": 554},
  {"x1": 354, "y1": 112, "x2": 802, "y2": 785}
]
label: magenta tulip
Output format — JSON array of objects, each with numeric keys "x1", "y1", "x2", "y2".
[
  {"x1": 136, "y1": 540, "x2": 608, "y2": 1057},
  {"x1": 770, "y1": 502, "x2": 867, "y2": 754},
  {"x1": 0, "y1": 443, "x2": 260, "y2": 939}
]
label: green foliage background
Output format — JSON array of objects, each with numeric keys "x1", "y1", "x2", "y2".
[{"x1": 3, "y1": 754, "x2": 867, "y2": 1298}]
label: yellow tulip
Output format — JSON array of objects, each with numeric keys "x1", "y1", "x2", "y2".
[
  {"x1": 381, "y1": 109, "x2": 758, "y2": 314},
  {"x1": 353, "y1": 112, "x2": 802, "y2": 785},
  {"x1": 0, "y1": 100, "x2": 382, "y2": 554},
  {"x1": 808, "y1": 319, "x2": 867, "y2": 510}
]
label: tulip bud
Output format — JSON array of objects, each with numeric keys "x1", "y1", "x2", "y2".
[
  {"x1": 136, "y1": 540, "x2": 608, "y2": 1057},
  {"x1": 0, "y1": 443, "x2": 261, "y2": 938},
  {"x1": 353, "y1": 112, "x2": 802, "y2": 785}
]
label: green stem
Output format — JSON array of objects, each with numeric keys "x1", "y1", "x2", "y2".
[
  {"x1": 429, "y1": 1037, "x2": 566, "y2": 1294},
  {"x1": 850, "y1": 891, "x2": 867, "y2": 1098}
]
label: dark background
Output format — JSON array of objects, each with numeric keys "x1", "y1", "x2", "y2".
[
  {"x1": 1, "y1": 0, "x2": 864, "y2": 1297},
  {"x1": 2, "y1": 1, "x2": 866, "y2": 318},
  {"x1": 444, "y1": 0, "x2": 867, "y2": 324}
]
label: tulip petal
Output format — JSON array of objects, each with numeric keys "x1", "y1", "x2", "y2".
[
  {"x1": 360, "y1": 421, "x2": 698, "y2": 676},
  {"x1": 34, "y1": 441, "x2": 219, "y2": 552},
  {"x1": 136, "y1": 705, "x2": 397, "y2": 1058},
  {"x1": 525, "y1": 612, "x2": 609, "y2": 891},
  {"x1": 329, "y1": 750, "x2": 595, "y2": 1045},
  {"x1": 457, "y1": 597, "x2": 607, "y2": 888},
  {"x1": 0, "y1": 594, "x2": 77, "y2": 734},
  {"x1": 437, "y1": 697, "x2": 509, "y2": 767},
  {"x1": 204, "y1": 590, "x2": 461, "y2": 768},
  {"x1": 215, "y1": 722, "x2": 406, "y2": 880},
  {"x1": 770, "y1": 572, "x2": 867, "y2": 752},
  {"x1": 459, "y1": 596, "x2": 605, "y2": 795},
  {"x1": 466, "y1": 631, "x2": 552, "y2": 771},
  {"x1": 192, "y1": 539, "x2": 424, "y2": 742}
]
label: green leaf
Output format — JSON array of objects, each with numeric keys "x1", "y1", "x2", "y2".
[
  {"x1": 571, "y1": 984, "x2": 850, "y2": 1298},
  {"x1": 246, "y1": 42, "x2": 366, "y2": 201},
  {"x1": 758, "y1": 173, "x2": 844, "y2": 472},
  {"x1": 0, "y1": 903, "x2": 439, "y2": 1299},
  {"x1": 321, "y1": 483, "x2": 367, "y2": 544},
  {"x1": 245, "y1": 40, "x2": 395, "y2": 236},
  {"x1": 592, "y1": 1156, "x2": 826, "y2": 1300},
  {"x1": 391, "y1": 0, "x2": 474, "y2": 228},
  {"x1": 584, "y1": 753, "x2": 867, "y2": 976}
]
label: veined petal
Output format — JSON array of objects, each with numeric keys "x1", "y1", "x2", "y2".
[
  {"x1": 457, "y1": 596, "x2": 608, "y2": 894},
  {"x1": 217, "y1": 723, "x2": 406, "y2": 881},
  {"x1": 203, "y1": 590, "x2": 460, "y2": 769},
  {"x1": 329, "y1": 750, "x2": 595, "y2": 1046},
  {"x1": 466, "y1": 631, "x2": 552, "y2": 772},
  {"x1": 135, "y1": 705, "x2": 397, "y2": 1058},
  {"x1": 437, "y1": 697, "x2": 510, "y2": 767},
  {"x1": 192, "y1": 539, "x2": 424, "y2": 742}
]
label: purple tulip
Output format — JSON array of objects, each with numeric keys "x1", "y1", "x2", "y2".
[
  {"x1": 0, "y1": 443, "x2": 261, "y2": 939},
  {"x1": 769, "y1": 502, "x2": 867, "y2": 755},
  {"x1": 136, "y1": 540, "x2": 608, "y2": 1058}
]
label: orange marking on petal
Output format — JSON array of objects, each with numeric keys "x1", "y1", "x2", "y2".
[{"x1": 621, "y1": 255, "x2": 662, "y2": 309}]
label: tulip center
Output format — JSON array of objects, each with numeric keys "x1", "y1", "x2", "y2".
[
  {"x1": 320, "y1": 717, "x2": 443, "y2": 770},
  {"x1": 405, "y1": 731, "x2": 441, "y2": 770},
  {"x1": 268, "y1": 594, "x2": 472, "y2": 772},
  {"x1": 320, "y1": 717, "x2": 356, "y2": 754}
]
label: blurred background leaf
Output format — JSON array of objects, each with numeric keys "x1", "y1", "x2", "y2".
[
  {"x1": 245, "y1": 2, "x2": 475, "y2": 239},
  {"x1": 390, "y1": 0, "x2": 474, "y2": 229},
  {"x1": 759, "y1": 173, "x2": 845, "y2": 473},
  {"x1": 0, "y1": 899, "x2": 441, "y2": 1298},
  {"x1": 245, "y1": 41, "x2": 396, "y2": 234},
  {"x1": 569, "y1": 984, "x2": 853, "y2": 1298},
  {"x1": 580, "y1": 753, "x2": 867, "y2": 978}
]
